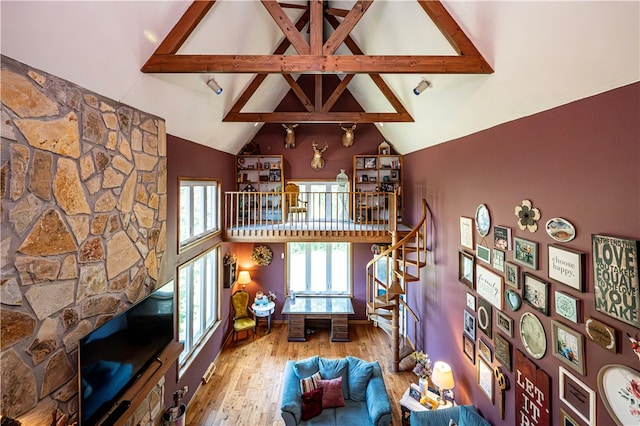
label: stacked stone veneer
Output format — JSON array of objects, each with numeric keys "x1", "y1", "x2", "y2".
[{"x1": 0, "y1": 55, "x2": 167, "y2": 425}]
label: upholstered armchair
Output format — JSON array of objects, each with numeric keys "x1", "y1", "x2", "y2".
[
  {"x1": 283, "y1": 183, "x2": 308, "y2": 222},
  {"x1": 231, "y1": 290, "x2": 256, "y2": 344}
]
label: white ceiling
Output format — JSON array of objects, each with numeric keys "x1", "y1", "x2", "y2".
[{"x1": 2, "y1": 1, "x2": 638, "y2": 155}]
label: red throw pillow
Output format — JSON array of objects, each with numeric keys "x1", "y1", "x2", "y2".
[
  {"x1": 301, "y1": 387, "x2": 323, "y2": 420},
  {"x1": 318, "y1": 377, "x2": 346, "y2": 408}
]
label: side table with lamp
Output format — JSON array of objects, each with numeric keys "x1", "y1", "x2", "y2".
[
  {"x1": 400, "y1": 361, "x2": 455, "y2": 426},
  {"x1": 251, "y1": 291, "x2": 275, "y2": 334}
]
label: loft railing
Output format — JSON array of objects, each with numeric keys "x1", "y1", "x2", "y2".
[{"x1": 223, "y1": 190, "x2": 399, "y2": 241}]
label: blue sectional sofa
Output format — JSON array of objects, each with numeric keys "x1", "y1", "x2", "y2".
[
  {"x1": 280, "y1": 355, "x2": 392, "y2": 426},
  {"x1": 409, "y1": 404, "x2": 491, "y2": 426}
]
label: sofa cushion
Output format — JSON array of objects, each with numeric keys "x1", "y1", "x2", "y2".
[
  {"x1": 318, "y1": 377, "x2": 346, "y2": 408},
  {"x1": 459, "y1": 405, "x2": 490, "y2": 426},
  {"x1": 294, "y1": 355, "x2": 320, "y2": 379},
  {"x1": 319, "y1": 357, "x2": 349, "y2": 399},
  {"x1": 337, "y1": 399, "x2": 371, "y2": 425},
  {"x1": 301, "y1": 388, "x2": 323, "y2": 420},
  {"x1": 300, "y1": 371, "x2": 322, "y2": 394},
  {"x1": 346, "y1": 356, "x2": 374, "y2": 402}
]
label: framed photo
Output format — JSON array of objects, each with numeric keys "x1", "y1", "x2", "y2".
[
  {"x1": 475, "y1": 204, "x2": 491, "y2": 237},
  {"x1": 390, "y1": 170, "x2": 399, "y2": 180},
  {"x1": 458, "y1": 250, "x2": 475, "y2": 288},
  {"x1": 548, "y1": 244, "x2": 585, "y2": 291},
  {"x1": 560, "y1": 408, "x2": 579, "y2": 426},
  {"x1": 520, "y1": 312, "x2": 546, "y2": 359},
  {"x1": 364, "y1": 157, "x2": 377, "y2": 168},
  {"x1": 494, "y1": 333, "x2": 511, "y2": 370},
  {"x1": 361, "y1": 174, "x2": 369, "y2": 182},
  {"x1": 476, "y1": 264, "x2": 504, "y2": 310},
  {"x1": 552, "y1": 320, "x2": 585, "y2": 375},
  {"x1": 592, "y1": 234, "x2": 640, "y2": 328},
  {"x1": 584, "y1": 316, "x2": 617, "y2": 353},
  {"x1": 514, "y1": 237, "x2": 538, "y2": 270},
  {"x1": 523, "y1": 272, "x2": 549, "y2": 315},
  {"x1": 476, "y1": 244, "x2": 491, "y2": 264},
  {"x1": 477, "y1": 338, "x2": 493, "y2": 363},
  {"x1": 494, "y1": 225, "x2": 513, "y2": 250},
  {"x1": 463, "y1": 334, "x2": 475, "y2": 364},
  {"x1": 492, "y1": 249, "x2": 505, "y2": 272},
  {"x1": 504, "y1": 261, "x2": 520, "y2": 288},
  {"x1": 496, "y1": 310, "x2": 513, "y2": 337},
  {"x1": 464, "y1": 309, "x2": 476, "y2": 339},
  {"x1": 477, "y1": 297, "x2": 493, "y2": 338},
  {"x1": 554, "y1": 291, "x2": 580, "y2": 323},
  {"x1": 369, "y1": 176, "x2": 377, "y2": 183},
  {"x1": 409, "y1": 384, "x2": 422, "y2": 401},
  {"x1": 355, "y1": 157, "x2": 364, "y2": 169},
  {"x1": 477, "y1": 356, "x2": 494, "y2": 403},
  {"x1": 460, "y1": 217, "x2": 474, "y2": 250},
  {"x1": 466, "y1": 292, "x2": 476, "y2": 311},
  {"x1": 597, "y1": 364, "x2": 640, "y2": 426},
  {"x1": 560, "y1": 366, "x2": 596, "y2": 426}
]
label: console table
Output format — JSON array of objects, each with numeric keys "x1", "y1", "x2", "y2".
[{"x1": 281, "y1": 297, "x2": 354, "y2": 342}]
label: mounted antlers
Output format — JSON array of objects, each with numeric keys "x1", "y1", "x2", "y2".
[
  {"x1": 282, "y1": 123, "x2": 298, "y2": 148},
  {"x1": 310, "y1": 142, "x2": 328, "y2": 172},
  {"x1": 340, "y1": 123, "x2": 357, "y2": 147}
]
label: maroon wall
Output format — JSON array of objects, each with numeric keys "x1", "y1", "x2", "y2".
[
  {"x1": 165, "y1": 134, "x2": 237, "y2": 406},
  {"x1": 403, "y1": 83, "x2": 640, "y2": 426}
]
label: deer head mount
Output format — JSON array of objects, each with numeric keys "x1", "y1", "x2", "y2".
[
  {"x1": 311, "y1": 142, "x2": 328, "y2": 172},
  {"x1": 340, "y1": 123, "x2": 357, "y2": 147},
  {"x1": 282, "y1": 123, "x2": 298, "y2": 148}
]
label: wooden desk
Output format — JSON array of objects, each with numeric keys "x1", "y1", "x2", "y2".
[{"x1": 281, "y1": 297, "x2": 354, "y2": 342}]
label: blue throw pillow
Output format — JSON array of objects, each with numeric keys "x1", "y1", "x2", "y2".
[
  {"x1": 293, "y1": 355, "x2": 320, "y2": 379},
  {"x1": 459, "y1": 405, "x2": 489, "y2": 426},
  {"x1": 346, "y1": 356, "x2": 374, "y2": 401},
  {"x1": 319, "y1": 357, "x2": 349, "y2": 399}
]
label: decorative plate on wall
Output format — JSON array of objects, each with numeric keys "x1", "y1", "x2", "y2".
[
  {"x1": 520, "y1": 312, "x2": 546, "y2": 359},
  {"x1": 597, "y1": 364, "x2": 640, "y2": 426},
  {"x1": 546, "y1": 217, "x2": 576, "y2": 242},
  {"x1": 475, "y1": 204, "x2": 491, "y2": 237}
]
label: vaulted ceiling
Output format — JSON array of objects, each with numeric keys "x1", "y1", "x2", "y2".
[{"x1": 1, "y1": 1, "x2": 638, "y2": 154}]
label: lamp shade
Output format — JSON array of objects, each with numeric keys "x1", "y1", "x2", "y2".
[
  {"x1": 237, "y1": 271, "x2": 251, "y2": 285},
  {"x1": 431, "y1": 361, "x2": 455, "y2": 390}
]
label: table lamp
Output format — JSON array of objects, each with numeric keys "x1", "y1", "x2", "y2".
[
  {"x1": 431, "y1": 361, "x2": 455, "y2": 405},
  {"x1": 237, "y1": 271, "x2": 251, "y2": 289}
]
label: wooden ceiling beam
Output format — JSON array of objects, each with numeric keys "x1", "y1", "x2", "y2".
[
  {"x1": 224, "y1": 111, "x2": 413, "y2": 123},
  {"x1": 310, "y1": 0, "x2": 323, "y2": 55},
  {"x1": 142, "y1": 54, "x2": 492, "y2": 74},
  {"x1": 282, "y1": 74, "x2": 314, "y2": 112},
  {"x1": 322, "y1": 74, "x2": 354, "y2": 112},
  {"x1": 261, "y1": 0, "x2": 310, "y2": 55},
  {"x1": 323, "y1": 1, "x2": 372, "y2": 55}
]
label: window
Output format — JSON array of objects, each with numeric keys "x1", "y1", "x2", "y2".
[
  {"x1": 291, "y1": 181, "x2": 350, "y2": 221},
  {"x1": 179, "y1": 179, "x2": 220, "y2": 250},
  {"x1": 178, "y1": 244, "x2": 221, "y2": 368},
  {"x1": 287, "y1": 242, "x2": 351, "y2": 295}
]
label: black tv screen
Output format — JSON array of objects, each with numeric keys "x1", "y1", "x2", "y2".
[{"x1": 78, "y1": 281, "x2": 174, "y2": 425}]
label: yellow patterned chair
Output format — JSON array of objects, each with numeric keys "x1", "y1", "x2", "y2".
[{"x1": 231, "y1": 290, "x2": 256, "y2": 344}]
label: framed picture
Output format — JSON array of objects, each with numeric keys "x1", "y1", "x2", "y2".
[
  {"x1": 520, "y1": 312, "x2": 546, "y2": 359},
  {"x1": 494, "y1": 225, "x2": 513, "y2": 250},
  {"x1": 477, "y1": 356, "x2": 494, "y2": 403},
  {"x1": 477, "y1": 338, "x2": 493, "y2": 363},
  {"x1": 361, "y1": 175, "x2": 369, "y2": 182},
  {"x1": 476, "y1": 244, "x2": 491, "y2": 264},
  {"x1": 504, "y1": 261, "x2": 520, "y2": 288},
  {"x1": 584, "y1": 316, "x2": 617, "y2": 353},
  {"x1": 476, "y1": 264, "x2": 504, "y2": 310},
  {"x1": 551, "y1": 320, "x2": 586, "y2": 375},
  {"x1": 477, "y1": 297, "x2": 493, "y2": 338},
  {"x1": 492, "y1": 249, "x2": 505, "y2": 272},
  {"x1": 458, "y1": 250, "x2": 475, "y2": 288},
  {"x1": 494, "y1": 333, "x2": 511, "y2": 370},
  {"x1": 463, "y1": 334, "x2": 475, "y2": 364},
  {"x1": 560, "y1": 408, "x2": 579, "y2": 426},
  {"x1": 597, "y1": 364, "x2": 640, "y2": 426},
  {"x1": 355, "y1": 157, "x2": 364, "y2": 169},
  {"x1": 523, "y1": 272, "x2": 549, "y2": 315},
  {"x1": 409, "y1": 385, "x2": 422, "y2": 401},
  {"x1": 559, "y1": 366, "x2": 596, "y2": 426},
  {"x1": 466, "y1": 292, "x2": 476, "y2": 311},
  {"x1": 548, "y1": 244, "x2": 585, "y2": 291},
  {"x1": 592, "y1": 234, "x2": 640, "y2": 328},
  {"x1": 464, "y1": 309, "x2": 476, "y2": 339},
  {"x1": 390, "y1": 170, "x2": 399, "y2": 180},
  {"x1": 514, "y1": 237, "x2": 538, "y2": 269},
  {"x1": 496, "y1": 310, "x2": 513, "y2": 337},
  {"x1": 554, "y1": 291, "x2": 580, "y2": 323},
  {"x1": 369, "y1": 176, "x2": 377, "y2": 183},
  {"x1": 364, "y1": 157, "x2": 377, "y2": 168},
  {"x1": 460, "y1": 217, "x2": 474, "y2": 250},
  {"x1": 475, "y1": 204, "x2": 491, "y2": 237}
]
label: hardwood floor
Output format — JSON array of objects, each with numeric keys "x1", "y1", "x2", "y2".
[{"x1": 185, "y1": 322, "x2": 416, "y2": 425}]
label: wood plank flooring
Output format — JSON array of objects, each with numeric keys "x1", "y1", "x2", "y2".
[{"x1": 185, "y1": 322, "x2": 416, "y2": 425}]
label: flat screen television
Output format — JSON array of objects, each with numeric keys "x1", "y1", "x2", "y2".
[{"x1": 78, "y1": 281, "x2": 174, "y2": 425}]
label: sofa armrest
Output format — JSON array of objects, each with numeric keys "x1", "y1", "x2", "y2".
[
  {"x1": 366, "y1": 363, "x2": 392, "y2": 426},
  {"x1": 280, "y1": 361, "x2": 302, "y2": 425},
  {"x1": 409, "y1": 405, "x2": 461, "y2": 426}
]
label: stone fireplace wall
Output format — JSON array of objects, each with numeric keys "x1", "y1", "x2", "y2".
[{"x1": 0, "y1": 55, "x2": 167, "y2": 425}]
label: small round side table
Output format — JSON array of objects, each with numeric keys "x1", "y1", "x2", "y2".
[{"x1": 252, "y1": 301, "x2": 275, "y2": 334}]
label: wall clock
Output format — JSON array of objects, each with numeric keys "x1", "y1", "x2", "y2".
[
  {"x1": 519, "y1": 312, "x2": 546, "y2": 359},
  {"x1": 475, "y1": 204, "x2": 491, "y2": 237}
]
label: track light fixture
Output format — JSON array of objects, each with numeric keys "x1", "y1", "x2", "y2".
[
  {"x1": 413, "y1": 79, "x2": 430, "y2": 95},
  {"x1": 206, "y1": 77, "x2": 223, "y2": 95}
]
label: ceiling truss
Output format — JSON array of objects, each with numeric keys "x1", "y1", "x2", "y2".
[{"x1": 141, "y1": 0, "x2": 493, "y2": 123}]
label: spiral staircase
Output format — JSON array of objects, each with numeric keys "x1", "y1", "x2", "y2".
[{"x1": 366, "y1": 199, "x2": 430, "y2": 372}]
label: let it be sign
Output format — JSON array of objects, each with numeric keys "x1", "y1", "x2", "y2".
[{"x1": 515, "y1": 349, "x2": 550, "y2": 426}]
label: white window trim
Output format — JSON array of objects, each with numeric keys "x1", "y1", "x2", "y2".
[
  {"x1": 178, "y1": 178, "x2": 221, "y2": 253},
  {"x1": 285, "y1": 242, "x2": 353, "y2": 297}
]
